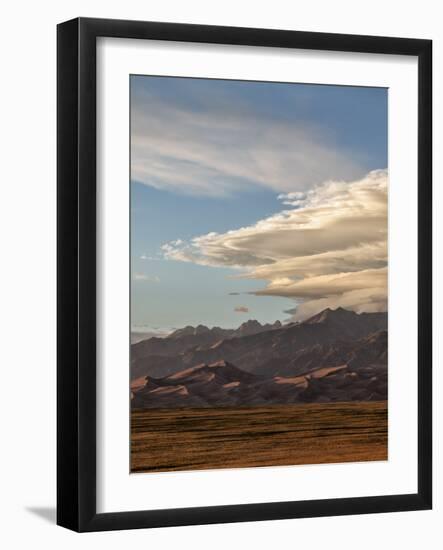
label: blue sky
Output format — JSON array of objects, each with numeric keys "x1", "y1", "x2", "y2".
[{"x1": 130, "y1": 76, "x2": 387, "y2": 331}]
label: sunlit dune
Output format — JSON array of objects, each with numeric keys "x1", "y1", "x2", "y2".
[
  {"x1": 223, "y1": 381, "x2": 240, "y2": 388},
  {"x1": 149, "y1": 385, "x2": 189, "y2": 396}
]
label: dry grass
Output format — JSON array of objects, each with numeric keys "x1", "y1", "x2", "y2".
[{"x1": 131, "y1": 401, "x2": 387, "y2": 473}]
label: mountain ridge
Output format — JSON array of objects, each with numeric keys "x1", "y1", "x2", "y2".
[
  {"x1": 133, "y1": 308, "x2": 386, "y2": 377},
  {"x1": 131, "y1": 307, "x2": 387, "y2": 407}
]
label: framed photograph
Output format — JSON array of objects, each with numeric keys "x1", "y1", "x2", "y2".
[{"x1": 57, "y1": 17, "x2": 432, "y2": 532}]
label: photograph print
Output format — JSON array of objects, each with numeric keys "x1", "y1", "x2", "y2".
[{"x1": 130, "y1": 75, "x2": 388, "y2": 473}]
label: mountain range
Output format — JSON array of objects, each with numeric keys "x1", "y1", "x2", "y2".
[{"x1": 131, "y1": 307, "x2": 387, "y2": 408}]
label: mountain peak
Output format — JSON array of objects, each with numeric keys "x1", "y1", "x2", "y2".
[
  {"x1": 304, "y1": 307, "x2": 357, "y2": 325},
  {"x1": 168, "y1": 324, "x2": 211, "y2": 339},
  {"x1": 239, "y1": 319, "x2": 262, "y2": 329},
  {"x1": 195, "y1": 324, "x2": 210, "y2": 334}
]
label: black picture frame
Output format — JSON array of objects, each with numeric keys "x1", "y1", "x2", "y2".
[{"x1": 57, "y1": 17, "x2": 432, "y2": 532}]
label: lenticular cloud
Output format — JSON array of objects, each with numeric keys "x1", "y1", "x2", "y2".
[{"x1": 162, "y1": 170, "x2": 388, "y2": 320}]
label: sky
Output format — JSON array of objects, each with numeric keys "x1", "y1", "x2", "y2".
[{"x1": 130, "y1": 75, "x2": 387, "y2": 332}]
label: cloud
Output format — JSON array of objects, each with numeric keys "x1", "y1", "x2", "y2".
[
  {"x1": 131, "y1": 88, "x2": 365, "y2": 197},
  {"x1": 161, "y1": 170, "x2": 387, "y2": 320},
  {"x1": 256, "y1": 268, "x2": 387, "y2": 320},
  {"x1": 140, "y1": 254, "x2": 162, "y2": 261},
  {"x1": 234, "y1": 306, "x2": 249, "y2": 313},
  {"x1": 133, "y1": 273, "x2": 160, "y2": 282}
]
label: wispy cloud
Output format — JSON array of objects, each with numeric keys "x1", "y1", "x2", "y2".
[
  {"x1": 161, "y1": 170, "x2": 387, "y2": 319},
  {"x1": 234, "y1": 306, "x2": 249, "y2": 313},
  {"x1": 140, "y1": 254, "x2": 161, "y2": 261},
  {"x1": 133, "y1": 273, "x2": 160, "y2": 282},
  {"x1": 131, "y1": 88, "x2": 366, "y2": 197}
]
